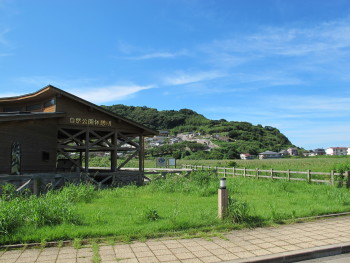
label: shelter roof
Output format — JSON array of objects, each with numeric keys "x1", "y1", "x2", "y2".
[
  {"x1": 0, "y1": 85, "x2": 158, "y2": 136},
  {"x1": 0, "y1": 112, "x2": 66, "y2": 122}
]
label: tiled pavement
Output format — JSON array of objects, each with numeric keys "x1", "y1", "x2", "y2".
[{"x1": 1, "y1": 216, "x2": 350, "y2": 263}]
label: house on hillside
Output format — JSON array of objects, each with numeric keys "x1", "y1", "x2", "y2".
[
  {"x1": 287, "y1": 148, "x2": 298, "y2": 156},
  {"x1": 158, "y1": 130, "x2": 169, "y2": 137},
  {"x1": 258, "y1": 151, "x2": 282, "y2": 159},
  {"x1": 325, "y1": 147, "x2": 348, "y2": 156}
]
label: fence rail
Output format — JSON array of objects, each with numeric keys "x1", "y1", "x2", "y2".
[{"x1": 181, "y1": 164, "x2": 350, "y2": 186}]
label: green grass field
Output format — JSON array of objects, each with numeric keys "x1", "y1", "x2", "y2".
[
  {"x1": 141, "y1": 156, "x2": 350, "y2": 172},
  {"x1": 2, "y1": 170, "x2": 350, "y2": 245}
]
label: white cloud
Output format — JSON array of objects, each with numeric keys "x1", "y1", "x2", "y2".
[
  {"x1": 126, "y1": 50, "x2": 188, "y2": 60},
  {"x1": 0, "y1": 28, "x2": 10, "y2": 46},
  {"x1": 163, "y1": 70, "x2": 226, "y2": 86},
  {"x1": 14, "y1": 76, "x2": 156, "y2": 104},
  {"x1": 71, "y1": 85, "x2": 155, "y2": 104},
  {"x1": 266, "y1": 95, "x2": 350, "y2": 113},
  {"x1": 209, "y1": 17, "x2": 350, "y2": 57}
]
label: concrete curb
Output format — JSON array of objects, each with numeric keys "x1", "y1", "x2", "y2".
[{"x1": 226, "y1": 242, "x2": 350, "y2": 263}]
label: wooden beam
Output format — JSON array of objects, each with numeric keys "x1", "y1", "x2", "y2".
[
  {"x1": 89, "y1": 130, "x2": 114, "y2": 147},
  {"x1": 111, "y1": 129, "x2": 117, "y2": 172},
  {"x1": 117, "y1": 150, "x2": 139, "y2": 170},
  {"x1": 85, "y1": 127, "x2": 90, "y2": 172},
  {"x1": 58, "y1": 128, "x2": 85, "y2": 146},
  {"x1": 57, "y1": 148, "x2": 82, "y2": 168}
]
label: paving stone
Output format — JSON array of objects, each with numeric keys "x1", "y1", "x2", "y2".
[
  {"x1": 173, "y1": 252, "x2": 196, "y2": 260},
  {"x1": 16, "y1": 258, "x2": 37, "y2": 263},
  {"x1": 134, "y1": 251, "x2": 155, "y2": 258},
  {"x1": 170, "y1": 247, "x2": 190, "y2": 254},
  {"x1": 137, "y1": 256, "x2": 160, "y2": 263},
  {"x1": 199, "y1": 255, "x2": 222, "y2": 263},
  {"x1": 115, "y1": 259, "x2": 139, "y2": 263},
  {"x1": 209, "y1": 248, "x2": 230, "y2": 256},
  {"x1": 192, "y1": 250, "x2": 213, "y2": 257},
  {"x1": 226, "y1": 246, "x2": 246, "y2": 253},
  {"x1": 156, "y1": 254, "x2": 178, "y2": 262},
  {"x1": 147, "y1": 244, "x2": 168, "y2": 250},
  {"x1": 181, "y1": 258, "x2": 203, "y2": 263},
  {"x1": 267, "y1": 246, "x2": 287, "y2": 254},
  {"x1": 56, "y1": 259, "x2": 77, "y2": 263},
  {"x1": 235, "y1": 251, "x2": 256, "y2": 259},
  {"x1": 218, "y1": 253, "x2": 240, "y2": 260},
  {"x1": 35, "y1": 254, "x2": 58, "y2": 262},
  {"x1": 57, "y1": 252, "x2": 76, "y2": 259},
  {"x1": 251, "y1": 248, "x2": 272, "y2": 256},
  {"x1": 152, "y1": 249, "x2": 172, "y2": 256},
  {"x1": 186, "y1": 246, "x2": 207, "y2": 252}
]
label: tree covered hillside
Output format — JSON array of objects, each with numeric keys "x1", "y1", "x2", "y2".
[{"x1": 103, "y1": 105, "x2": 295, "y2": 158}]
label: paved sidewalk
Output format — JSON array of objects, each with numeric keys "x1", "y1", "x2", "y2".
[{"x1": 1, "y1": 216, "x2": 350, "y2": 263}]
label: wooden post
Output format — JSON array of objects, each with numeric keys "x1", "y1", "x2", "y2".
[
  {"x1": 270, "y1": 168, "x2": 273, "y2": 179},
  {"x1": 223, "y1": 167, "x2": 226, "y2": 177},
  {"x1": 218, "y1": 178, "x2": 228, "y2": 219},
  {"x1": 287, "y1": 169, "x2": 291, "y2": 181},
  {"x1": 256, "y1": 168, "x2": 259, "y2": 179},
  {"x1": 111, "y1": 129, "x2": 117, "y2": 172},
  {"x1": 33, "y1": 176, "x2": 40, "y2": 196},
  {"x1": 307, "y1": 169, "x2": 311, "y2": 183},
  {"x1": 331, "y1": 170, "x2": 335, "y2": 186},
  {"x1": 233, "y1": 166, "x2": 235, "y2": 177},
  {"x1": 346, "y1": 171, "x2": 350, "y2": 188},
  {"x1": 138, "y1": 135, "x2": 145, "y2": 186},
  {"x1": 85, "y1": 128, "x2": 90, "y2": 172},
  {"x1": 244, "y1": 167, "x2": 246, "y2": 177}
]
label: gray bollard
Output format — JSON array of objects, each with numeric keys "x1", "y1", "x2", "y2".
[{"x1": 218, "y1": 178, "x2": 228, "y2": 219}]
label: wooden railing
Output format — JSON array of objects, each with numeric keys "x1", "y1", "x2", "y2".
[{"x1": 181, "y1": 164, "x2": 350, "y2": 186}]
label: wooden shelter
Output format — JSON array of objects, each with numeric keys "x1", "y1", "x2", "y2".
[{"x1": 0, "y1": 85, "x2": 157, "y2": 186}]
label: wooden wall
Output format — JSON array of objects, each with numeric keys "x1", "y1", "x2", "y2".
[
  {"x1": 56, "y1": 96, "x2": 142, "y2": 134},
  {"x1": 0, "y1": 119, "x2": 58, "y2": 174}
]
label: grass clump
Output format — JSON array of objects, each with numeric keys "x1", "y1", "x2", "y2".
[{"x1": 0, "y1": 183, "x2": 94, "y2": 237}]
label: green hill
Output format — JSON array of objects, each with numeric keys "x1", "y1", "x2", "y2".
[{"x1": 103, "y1": 105, "x2": 295, "y2": 159}]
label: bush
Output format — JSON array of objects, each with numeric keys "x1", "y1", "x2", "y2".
[
  {"x1": 143, "y1": 208, "x2": 161, "y2": 221},
  {"x1": 226, "y1": 196, "x2": 250, "y2": 224}
]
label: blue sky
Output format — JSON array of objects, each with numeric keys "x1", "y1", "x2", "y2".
[{"x1": 0, "y1": 0, "x2": 350, "y2": 150}]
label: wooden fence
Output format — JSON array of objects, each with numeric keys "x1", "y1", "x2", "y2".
[{"x1": 181, "y1": 164, "x2": 350, "y2": 186}]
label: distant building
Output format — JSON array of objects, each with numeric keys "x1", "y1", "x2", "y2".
[
  {"x1": 240, "y1": 153, "x2": 254, "y2": 160},
  {"x1": 313, "y1": 148, "x2": 326, "y2": 156},
  {"x1": 325, "y1": 147, "x2": 348, "y2": 156},
  {"x1": 258, "y1": 151, "x2": 282, "y2": 159},
  {"x1": 279, "y1": 150, "x2": 288, "y2": 157},
  {"x1": 287, "y1": 148, "x2": 298, "y2": 156},
  {"x1": 158, "y1": 130, "x2": 169, "y2": 137}
]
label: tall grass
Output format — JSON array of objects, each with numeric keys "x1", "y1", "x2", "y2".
[
  {"x1": 1, "y1": 171, "x2": 350, "y2": 245},
  {"x1": 0, "y1": 183, "x2": 95, "y2": 236}
]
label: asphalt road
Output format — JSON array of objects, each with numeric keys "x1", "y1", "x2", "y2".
[{"x1": 299, "y1": 253, "x2": 350, "y2": 262}]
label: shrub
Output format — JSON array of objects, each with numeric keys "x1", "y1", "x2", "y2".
[
  {"x1": 226, "y1": 196, "x2": 250, "y2": 224},
  {"x1": 143, "y1": 208, "x2": 161, "y2": 221}
]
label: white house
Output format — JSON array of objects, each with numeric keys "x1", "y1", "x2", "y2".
[
  {"x1": 240, "y1": 153, "x2": 254, "y2": 160},
  {"x1": 325, "y1": 147, "x2": 348, "y2": 156}
]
